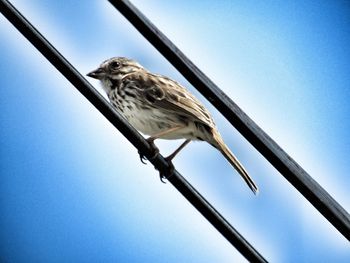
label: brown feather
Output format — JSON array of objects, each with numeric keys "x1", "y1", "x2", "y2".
[
  {"x1": 149, "y1": 74, "x2": 216, "y2": 127},
  {"x1": 211, "y1": 128, "x2": 258, "y2": 194}
]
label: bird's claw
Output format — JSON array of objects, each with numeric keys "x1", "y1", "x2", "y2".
[
  {"x1": 138, "y1": 151, "x2": 148, "y2": 164},
  {"x1": 159, "y1": 174, "x2": 167, "y2": 183},
  {"x1": 158, "y1": 157, "x2": 175, "y2": 183},
  {"x1": 138, "y1": 139, "x2": 175, "y2": 183},
  {"x1": 138, "y1": 141, "x2": 159, "y2": 164}
]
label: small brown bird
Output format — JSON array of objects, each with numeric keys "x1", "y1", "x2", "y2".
[{"x1": 87, "y1": 57, "x2": 258, "y2": 194}]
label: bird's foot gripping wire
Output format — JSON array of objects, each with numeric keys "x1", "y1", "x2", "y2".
[
  {"x1": 138, "y1": 140, "x2": 159, "y2": 164},
  {"x1": 138, "y1": 137, "x2": 175, "y2": 183},
  {"x1": 138, "y1": 150, "x2": 152, "y2": 164},
  {"x1": 158, "y1": 156, "x2": 175, "y2": 183}
]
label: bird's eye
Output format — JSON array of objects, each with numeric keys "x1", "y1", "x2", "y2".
[{"x1": 110, "y1": 61, "x2": 121, "y2": 69}]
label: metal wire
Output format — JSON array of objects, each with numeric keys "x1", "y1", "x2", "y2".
[
  {"x1": 108, "y1": 0, "x2": 350, "y2": 241},
  {"x1": 0, "y1": 0, "x2": 268, "y2": 261}
]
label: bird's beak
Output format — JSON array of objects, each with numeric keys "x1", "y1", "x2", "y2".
[{"x1": 86, "y1": 67, "x2": 105, "y2": 79}]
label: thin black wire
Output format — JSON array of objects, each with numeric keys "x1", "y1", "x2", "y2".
[
  {"x1": 108, "y1": 0, "x2": 350, "y2": 241},
  {"x1": 0, "y1": 0, "x2": 268, "y2": 262}
]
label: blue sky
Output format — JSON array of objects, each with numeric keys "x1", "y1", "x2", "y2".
[{"x1": 1, "y1": 1, "x2": 349, "y2": 262}]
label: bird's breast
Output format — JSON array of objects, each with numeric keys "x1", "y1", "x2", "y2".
[{"x1": 108, "y1": 89, "x2": 206, "y2": 140}]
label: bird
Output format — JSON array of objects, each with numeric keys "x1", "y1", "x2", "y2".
[{"x1": 87, "y1": 57, "x2": 258, "y2": 194}]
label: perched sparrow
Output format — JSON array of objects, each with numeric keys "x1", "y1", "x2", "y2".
[{"x1": 87, "y1": 57, "x2": 258, "y2": 194}]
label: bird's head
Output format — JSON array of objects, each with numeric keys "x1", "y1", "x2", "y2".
[{"x1": 87, "y1": 57, "x2": 144, "y2": 81}]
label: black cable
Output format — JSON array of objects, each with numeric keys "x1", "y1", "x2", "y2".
[
  {"x1": 108, "y1": 0, "x2": 350, "y2": 241},
  {"x1": 0, "y1": 0, "x2": 268, "y2": 261}
]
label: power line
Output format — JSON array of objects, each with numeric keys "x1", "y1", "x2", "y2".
[
  {"x1": 108, "y1": 0, "x2": 350, "y2": 241},
  {"x1": 0, "y1": 0, "x2": 268, "y2": 262}
]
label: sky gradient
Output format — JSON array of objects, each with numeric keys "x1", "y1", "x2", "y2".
[{"x1": 1, "y1": 1, "x2": 349, "y2": 262}]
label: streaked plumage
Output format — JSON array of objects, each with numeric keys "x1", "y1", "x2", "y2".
[{"x1": 87, "y1": 57, "x2": 258, "y2": 194}]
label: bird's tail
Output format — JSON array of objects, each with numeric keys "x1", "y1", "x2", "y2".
[{"x1": 211, "y1": 129, "x2": 258, "y2": 194}]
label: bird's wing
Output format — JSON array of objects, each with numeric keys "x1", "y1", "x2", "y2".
[{"x1": 143, "y1": 74, "x2": 216, "y2": 128}]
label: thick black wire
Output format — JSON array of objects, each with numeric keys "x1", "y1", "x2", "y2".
[
  {"x1": 108, "y1": 0, "x2": 350, "y2": 241},
  {"x1": 0, "y1": 0, "x2": 268, "y2": 262}
]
